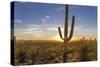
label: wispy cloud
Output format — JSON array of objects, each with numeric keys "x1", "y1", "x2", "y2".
[
  {"x1": 56, "y1": 6, "x2": 64, "y2": 12},
  {"x1": 41, "y1": 15, "x2": 50, "y2": 25},
  {"x1": 15, "y1": 20, "x2": 97, "y2": 40},
  {"x1": 15, "y1": 23, "x2": 62, "y2": 39},
  {"x1": 73, "y1": 24, "x2": 97, "y2": 37},
  {"x1": 69, "y1": 5, "x2": 82, "y2": 11},
  {"x1": 15, "y1": 20, "x2": 22, "y2": 23},
  {"x1": 15, "y1": 23, "x2": 97, "y2": 40}
]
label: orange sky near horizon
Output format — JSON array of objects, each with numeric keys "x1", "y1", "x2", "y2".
[{"x1": 16, "y1": 34, "x2": 96, "y2": 42}]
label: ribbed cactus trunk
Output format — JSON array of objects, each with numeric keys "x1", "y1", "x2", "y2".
[{"x1": 58, "y1": 5, "x2": 75, "y2": 62}]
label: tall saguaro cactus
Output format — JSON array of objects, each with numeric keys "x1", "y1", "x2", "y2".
[{"x1": 58, "y1": 5, "x2": 75, "y2": 62}]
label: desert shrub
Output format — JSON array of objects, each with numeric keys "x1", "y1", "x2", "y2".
[
  {"x1": 17, "y1": 50, "x2": 28, "y2": 64},
  {"x1": 14, "y1": 39, "x2": 97, "y2": 65}
]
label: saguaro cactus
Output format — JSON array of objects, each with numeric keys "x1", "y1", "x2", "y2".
[{"x1": 58, "y1": 5, "x2": 75, "y2": 62}]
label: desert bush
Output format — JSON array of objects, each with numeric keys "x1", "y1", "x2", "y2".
[{"x1": 14, "y1": 39, "x2": 97, "y2": 65}]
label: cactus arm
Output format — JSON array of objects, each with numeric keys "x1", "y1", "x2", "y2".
[
  {"x1": 58, "y1": 27, "x2": 64, "y2": 40},
  {"x1": 68, "y1": 16, "x2": 75, "y2": 41}
]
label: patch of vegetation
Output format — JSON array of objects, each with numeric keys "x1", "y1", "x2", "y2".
[{"x1": 14, "y1": 39, "x2": 97, "y2": 65}]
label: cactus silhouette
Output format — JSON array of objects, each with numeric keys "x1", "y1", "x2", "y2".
[{"x1": 58, "y1": 5, "x2": 75, "y2": 62}]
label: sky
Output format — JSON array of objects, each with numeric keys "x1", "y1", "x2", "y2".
[{"x1": 13, "y1": 1, "x2": 97, "y2": 41}]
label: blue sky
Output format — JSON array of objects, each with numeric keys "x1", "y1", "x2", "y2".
[{"x1": 14, "y1": 2, "x2": 97, "y2": 40}]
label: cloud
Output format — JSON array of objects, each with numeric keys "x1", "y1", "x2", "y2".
[
  {"x1": 69, "y1": 5, "x2": 81, "y2": 11},
  {"x1": 15, "y1": 27, "x2": 41, "y2": 34},
  {"x1": 56, "y1": 7, "x2": 64, "y2": 12},
  {"x1": 15, "y1": 23, "x2": 62, "y2": 39},
  {"x1": 73, "y1": 24, "x2": 97, "y2": 37},
  {"x1": 41, "y1": 15, "x2": 50, "y2": 24},
  {"x1": 46, "y1": 16, "x2": 50, "y2": 19},
  {"x1": 15, "y1": 20, "x2": 22, "y2": 23}
]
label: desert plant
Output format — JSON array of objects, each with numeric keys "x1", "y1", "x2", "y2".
[
  {"x1": 30, "y1": 52, "x2": 37, "y2": 64},
  {"x1": 80, "y1": 44, "x2": 90, "y2": 61},
  {"x1": 58, "y1": 5, "x2": 75, "y2": 62},
  {"x1": 17, "y1": 50, "x2": 27, "y2": 64}
]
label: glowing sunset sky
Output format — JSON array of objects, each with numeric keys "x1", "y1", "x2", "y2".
[{"x1": 13, "y1": 2, "x2": 97, "y2": 41}]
